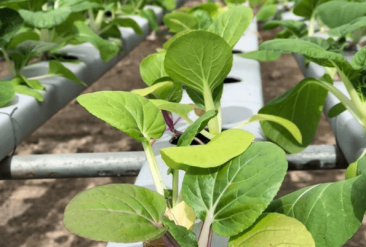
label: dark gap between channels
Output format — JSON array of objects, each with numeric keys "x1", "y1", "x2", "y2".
[{"x1": 224, "y1": 77, "x2": 241, "y2": 84}]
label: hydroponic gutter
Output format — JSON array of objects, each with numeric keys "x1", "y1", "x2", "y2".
[{"x1": 0, "y1": 1, "x2": 185, "y2": 163}]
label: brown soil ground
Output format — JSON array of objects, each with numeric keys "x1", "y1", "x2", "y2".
[{"x1": 0, "y1": 8, "x2": 364, "y2": 247}]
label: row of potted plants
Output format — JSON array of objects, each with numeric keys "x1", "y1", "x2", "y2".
[{"x1": 62, "y1": 1, "x2": 366, "y2": 246}]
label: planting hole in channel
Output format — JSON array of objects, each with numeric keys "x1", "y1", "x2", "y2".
[
  {"x1": 232, "y1": 50, "x2": 242, "y2": 54},
  {"x1": 169, "y1": 129, "x2": 228, "y2": 146},
  {"x1": 48, "y1": 53, "x2": 79, "y2": 61},
  {"x1": 224, "y1": 77, "x2": 241, "y2": 84}
]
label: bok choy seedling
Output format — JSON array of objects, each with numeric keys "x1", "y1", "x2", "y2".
[{"x1": 62, "y1": 3, "x2": 366, "y2": 247}]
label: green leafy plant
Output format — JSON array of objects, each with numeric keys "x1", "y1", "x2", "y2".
[
  {"x1": 0, "y1": 0, "x2": 162, "y2": 107},
  {"x1": 256, "y1": 39, "x2": 366, "y2": 154},
  {"x1": 61, "y1": 3, "x2": 366, "y2": 247}
]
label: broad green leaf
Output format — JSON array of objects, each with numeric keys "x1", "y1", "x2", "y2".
[
  {"x1": 346, "y1": 155, "x2": 366, "y2": 180},
  {"x1": 140, "y1": 52, "x2": 167, "y2": 86},
  {"x1": 208, "y1": 6, "x2": 253, "y2": 48},
  {"x1": 166, "y1": 201, "x2": 195, "y2": 230},
  {"x1": 77, "y1": 92, "x2": 166, "y2": 142},
  {"x1": 259, "y1": 77, "x2": 329, "y2": 153},
  {"x1": 162, "y1": 218, "x2": 198, "y2": 247},
  {"x1": 329, "y1": 16, "x2": 366, "y2": 38},
  {"x1": 178, "y1": 110, "x2": 218, "y2": 146},
  {"x1": 317, "y1": 1, "x2": 366, "y2": 29},
  {"x1": 229, "y1": 213, "x2": 315, "y2": 247},
  {"x1": 140, "y1": 9, "x2": 159, "y2": 32},
  {"x1": 191, "y1": 10, "x2": 212, "y2": 30},
  {"x1": 238, "y1": 50, "x2": 282, "y2": 62},
  {"x1": 345, "y1": 161, "x2": 358, "y2": 180},
  {"x1": 275, "y1": 28, "x2": 294, "y2": 39},
  {"x1": 161, "y1": 129, "x2": 254, "y2": 171},
  {"x1": 18, "y1": 75, "x2": 44, "y2": 90},
  {"x1": 58, "y1": 0, "x2": 101, "y2": 12},
  {"x1": 190, "y1": 2, "x2": 218, "y2": 16},
  {"x1": 100, "y1": 22, "x2": 122, "y2": 40},
  {"x1": 54, "y1": 12, "x2": 86, "y2": 38},
  {"x1": 162, "y1": 30, "x2": 192, "y2": 50},
  {"x1": 132, "y1": 81, "x2": 174, "y2": 97},
  {"x1": 49, "y1": 61, "x2": 86, "y2": 86},
  {"x1": 6, "y1": 30, "x2": 40, "y2": 50},
  {"x1": 109, "y1": 17, "x2": 143, "y2": 35},
  {"x1": 9, "y1": 40, "x2": 58, "y2": 72},
  {"x1": 23, "y1": 0, "x2": 47, "y2": 11},
  {"x1": 64, "y1": 184, "x2": 167, "y2": 243},
  {"x1": 14, "y1": 84, "x2": 43, "y2": 102},
  {"x1": 292, "y1": 0, "x2": 330, "y2": 19},
  {"x1": 19, "y1": 8, "x2": 72, "y2": 29},
  {"x1": 259, "y1": 39, "x2": 350, "y2": 70},
  {"x1": 266, "y1": 175, "x2": 366, "y2": 247},
  {"x1": 327, "y1": 102, "x2": 346, "y2": 118},
  {"x1": 14, "y1": 40, "x2": 58, "y2": 55},
  {"x1": 150, "y1": 99, "x2": 194, "y2": 119},
  {"x1": 165, "y1": 30, "x2": 232, "y2": 94},
  {"x1": 0, "y1": 8, "x2": 24, "y2": 48},
  {"x1": 301, "y1": 36, "x2": 331, "y2": 50},
  {"x1": 152, "y1": 79, "x2": 183, "y2": 103},
  {"x1": 239, "y1": 114, "x2": 302, "y2": 144},
  {"x1": 256, "y1": 5, "x2": 277, "y2": 21},
  {"x1": 163, "y1": 12, "x2": 198, "y2": 33},
  {"x1": 162, "y1": 0, "x2": 176, "y2": 10},
  {"x1": 73, "y1": 21, "x2": 119, "y2": 62},
  {"x1": 182, "y1": 142, "x2": 287, "y2": 236},
  {"x1": 351, "y1": 46, "x2": 366, "y2": 70},
  {"x1": 185, "y1": 86, "x2": 205, "y2": 109},
  {"x1": 358, "y1": 156, "x2": 366, "y2": 178},
  {"x1": 121, "y1": 4, "x2": 135, "y2": 15},
  {"x1": 263, "y1": 20, "x2": 307, "y2": 38},
  {"x1": 0, "y1": 81, "x2": 15, "y2": 107}
]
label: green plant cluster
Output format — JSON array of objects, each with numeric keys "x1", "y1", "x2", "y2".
[
  {"x1": 61, "y1": 1, "x2": 366, "y2": 247},
  {"x1": 242, "y1": 0, "x2": 366, "y2": 172},
  {"x1": 0, "y1": 0, "x2": 175, "y2": 107}
]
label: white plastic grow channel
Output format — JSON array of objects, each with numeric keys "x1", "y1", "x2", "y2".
[
  {"x1": 107, "y1": 18, "x2": 264, "y2": 247},
  {"x1": 0, "y1": 1, "x2": 185, "y2": 163}
]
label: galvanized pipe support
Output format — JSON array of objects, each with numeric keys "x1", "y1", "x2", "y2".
[
  {"x1": 0, "y1": 152, "x2": 146, "y2": 180},
  {"x1": 0, "y1": 145, "x2": 348, "y2": 180}
]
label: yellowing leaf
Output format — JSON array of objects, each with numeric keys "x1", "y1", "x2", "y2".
[{"x1": 166, "y1": 201, "x2": 195, "y2": 230}]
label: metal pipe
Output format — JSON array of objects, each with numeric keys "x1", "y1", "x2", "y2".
[
  {"x1": 0, "y1": 145, "x2": 349, "y2": 180},
  {"x1": 0, "y1": 152, "x2": 146, "y2": 180}
]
